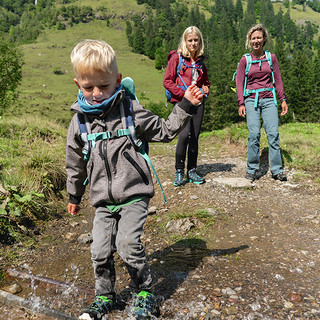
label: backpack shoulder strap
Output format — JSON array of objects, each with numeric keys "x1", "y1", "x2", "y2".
[
  {"x1": 77, "y1": 113, "x2": 91, "y2": 162},
  {"x1": 265, "y1": 50, "x2": 275, "y2": 84},
  {"x1": 176, "y1": 52, "x2": 184, "y2": 74},
  {"x1": 244, "y1": 53, "x2": 252, "y2": 75},
  {"x1": 120, "y1": 98, "x2": 143, "y2": 149},
  {"x1": 265, "y1": 50, "x2": 273, "y2": 68}
]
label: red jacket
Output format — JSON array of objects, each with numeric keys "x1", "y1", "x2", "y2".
[{"x1": 163, "y1": 50, "x2": 210, "y2": 103}]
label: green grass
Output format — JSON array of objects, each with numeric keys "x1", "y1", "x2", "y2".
[
  {"x1": 202, "y1": 121, "x2": 320, "y2": 175},
  {"x1": 0, "y1": 115, "x2": 66, "y2": 196}
]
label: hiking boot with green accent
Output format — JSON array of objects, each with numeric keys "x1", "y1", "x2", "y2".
[
  {"x1": 187, "y1": 168, "x2": 205, "y2": 184},
  {"x1": 133, "y1": 291, "x2": 159, "y2": 319},
  {"x1": 173, "y1": 169, "x2": 184, "y2": 186},
  {"x1": 79, "y1": 296, "x2": 113, "y2": 320}
]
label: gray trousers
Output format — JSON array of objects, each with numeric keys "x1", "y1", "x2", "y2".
[{"x1": 91, "y1": 198, "x2": 153, "y2": 299}]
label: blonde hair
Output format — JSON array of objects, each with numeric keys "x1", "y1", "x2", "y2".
[
  {"x1": 245, "y1": 24, "x2": 269, "y2": 49},
  {"x1": 178, "y1": 26, "x2": 204, "y2": 58},
  {"x1": 71, "y1": 39, "x2": 118, "y2": 77}
]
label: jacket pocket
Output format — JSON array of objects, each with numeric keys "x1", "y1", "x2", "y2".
[{"x1": 123, "y1": 151, "x2": 149, "y2": 185}]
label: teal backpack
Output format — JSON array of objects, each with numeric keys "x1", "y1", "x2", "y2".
[
  {"x1": 232, "y1": 50, "x2": 277, "y2": 108},
  {"x1": 77, "y1": 77, "x2": 167, "y2": 203}
]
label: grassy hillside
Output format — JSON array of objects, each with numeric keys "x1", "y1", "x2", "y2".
[
  {"x1": 273, "y1": 2, "x2": 320, "y2": 27},
  {"x1": 15, "y1": 20, "x2": 165, "y2": 125}
]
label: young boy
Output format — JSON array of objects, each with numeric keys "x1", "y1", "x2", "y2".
[{"x1": 66, "y1": 39, "x2": 203, "y2": 320}]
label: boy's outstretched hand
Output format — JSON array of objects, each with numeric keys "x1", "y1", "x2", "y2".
[
  {"x1": 68, "y1": 203, "x2": 80, "y2": 216},
  {"x1": 184, "y1": 84, "x2": 203, "y2": 105}
]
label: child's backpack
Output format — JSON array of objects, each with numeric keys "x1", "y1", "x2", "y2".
[
  {"x1": 77, "y1": 77, "x2": 167, "y2": 203},
  {"x1": 165, "y1": 51, "x2": 203, "y2": 103},
  {"x1": 232, "y1": 50, "x2": 277, "y2": 108}
]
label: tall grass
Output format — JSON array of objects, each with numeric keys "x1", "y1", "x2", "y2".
[{"x1": 0, "y1": 115, "x2": 67, "y2": 197}]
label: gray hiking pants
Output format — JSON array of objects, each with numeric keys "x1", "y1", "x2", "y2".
[{"x1": 91, "y1": 198, "x2": 153, "y2": 299}]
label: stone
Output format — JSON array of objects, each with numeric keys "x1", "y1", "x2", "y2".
[
  {"x1": 77, "y1": 233, "x2": 93, "y2": 244},
  {"x1": 166, "y1": 218, "x2": 195, "y2": 234},
  {"x1": 148, "y1": 206, "x2": 157, "y2": 215},
  {"x1": 1, "y1": 283, "x2": 22, "y2": 294}
]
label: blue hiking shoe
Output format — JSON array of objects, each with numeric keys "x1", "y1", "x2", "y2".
[
  {"x1": 79, "y1": 296, "x2": 113, "y2": 320},
  {"x1": 133, "y1": 291, "x2": 159, "y2": 319},
  {"x1": 187, "y1": 168, "x2": 205, "y2": 184},
  {"x1": 173, "y1": 169, "x2": 184, "y2": 186}
]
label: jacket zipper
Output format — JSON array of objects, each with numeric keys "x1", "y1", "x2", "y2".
[{"x1": 103, "y1": 140, "x2": 115, "y2": 203}]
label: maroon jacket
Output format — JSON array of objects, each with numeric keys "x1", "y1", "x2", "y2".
[
  {"x1": 163, "y1": 50, "x2": 210, "y2": 103},
  {"x1": 236, "y1": 52, "x2": 286, "y2": 107}
]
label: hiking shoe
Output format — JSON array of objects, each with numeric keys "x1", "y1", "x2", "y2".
[
  {"x1": 245, "y1": 172, "x2": 256, "y2": 182},
  {"x1": 272, "y1": 172, "x2": 287, "y2": 181},
  {"x1": 187, "y1": 168, "x2": 205, "y2": 184},
  {"x1": 79, "y1": 296, "x2": 113, "y2": 320},
  {"x1": 133, "y1": 291, "x2": 158, "y2": 319},
  {"x1": 173, "y1": 169, "x2": 184, "y2": 186}
]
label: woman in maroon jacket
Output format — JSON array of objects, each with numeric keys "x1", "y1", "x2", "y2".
[
  {"x1": 236, "y1": 24, "x2": 288, "y2": 182},
  {"x1": 163, "y1": 26, "x2": 210, "y2": 186}
]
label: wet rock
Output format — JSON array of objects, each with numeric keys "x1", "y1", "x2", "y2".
[
  {"x1": 77, "y1": 233, "x2": 93, "y2": 244},
  {"x1": 1, "y1": 283, "x2": 22, "y2": 294}
]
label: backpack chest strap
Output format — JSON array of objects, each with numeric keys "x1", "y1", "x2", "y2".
[{"x1": 87, "y1": 128, "x2": 132, "y2": 147}]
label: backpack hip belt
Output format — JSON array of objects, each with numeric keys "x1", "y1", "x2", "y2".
[{"x1": 244, "y1": 87, "x2": 277, "y2": 109}]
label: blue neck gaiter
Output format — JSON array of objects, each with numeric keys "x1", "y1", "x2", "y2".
[{"x1": 77, "y1": 85, "x2": 123, "y2": 114}]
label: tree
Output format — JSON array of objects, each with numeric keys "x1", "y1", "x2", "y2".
[{"x1": 0, "y1": 39, "x2": 23, "y2": 115}]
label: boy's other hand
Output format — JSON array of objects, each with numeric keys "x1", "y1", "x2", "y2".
[
  {"x1": 68, "y1": 203, "x2": 80, "y2": 216},
  {"x1": 184, "y1": 84, "x2": 203, "y2": 105}
]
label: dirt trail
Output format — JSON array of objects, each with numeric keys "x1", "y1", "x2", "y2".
[{"x1": 1, "y1": 138, "x2": 319, "y2": 319}]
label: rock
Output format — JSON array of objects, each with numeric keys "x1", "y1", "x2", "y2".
[
  {"x1": 211, "y1": 177, "x2": 253, "y2": 188},
  {"x1": 222, "y1": 287, "x2": 237, "y2": 296},
  {"x1": 289, "y1": 292, "x2": 302, "y2": 303},
  {"x1": 166, "y1": 218, "x2": 195, "y2": 234},
  {"x1": 148, "y1": 206, "x2": 157, "y2": 215},
  {"x1": 77, "y1": 233, "x2": 93, "y2": 244},
  {"x1": 69, "y1": 221, "x2": 79, "y2": 227},
  {"x1": 190, "y1": 195, "x2": 199, "y2": 200},
  {"x1": 206, "y1": 208, "x2": 219, "y2": 216},
  {"x1": 223, "y1": 306, "x2": 238, "y2": 315},
  {"x1": 284, "y1": 301, "x2": 294, "y2": 309},
  {"x1": 65, "y1": 232, "x2": 77, "y2": 241},
  {"x1": 1, "y1": 283, "x2": 22, "y2": 294}
]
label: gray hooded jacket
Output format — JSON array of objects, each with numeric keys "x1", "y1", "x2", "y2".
[{"x1": 66, "y1": 89, "x2": 194, "y2": 207}]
